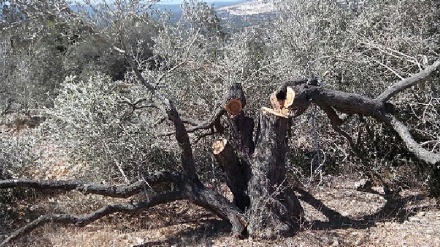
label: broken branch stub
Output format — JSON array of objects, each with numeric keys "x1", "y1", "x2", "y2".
[
  {"x1": 224, "y1": 83, "x2": 246, "y2": 117},
  {"x1": 268, "y1": 85, "x2": 296, "y2": 117},
  {"x1": 212, "y1": 138, "x2": 228, "y2": 155}
]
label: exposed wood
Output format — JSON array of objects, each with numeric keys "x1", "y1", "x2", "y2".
[
  {"x1": 226, "y1": 98, "x2": 243, "y2": 116},
  {"x1": 268, "y1": 85, "x2": 295, "y2": 117},
  {"x1": 261, "y1": 106, "x2": 289, "y2": 118},
  {"x1": 224, "y1": 83, "x2": 246, "y2": 117},
  {"x1": 285, "y1": 86, "x2": 295, "y2": 108},
  {"x1": 212, "y1": 138, "x2": 228, "y2": 155},
  {"x1": 212, "y1": 138, "x2": 251, "y2": 211}
]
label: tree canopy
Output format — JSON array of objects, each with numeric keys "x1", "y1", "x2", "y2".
[{"x1": 1, "y1": 0, "x2": 439, "y2": 245}]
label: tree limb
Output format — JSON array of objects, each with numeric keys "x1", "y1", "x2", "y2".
[
  {"x1": 288, "y1": 76, "x2": 440, "y2": 167},
  {"x1": 380, "y1": 114, "x2": 440, "y2": 166},
  {"x1": 0, "y1": 191, "x2": 186, "y2": 247},
  {"x1": 161, "y1": 107, "x2": 226, "y2": 136},
  {"x1": 0, "y1": 171, "x2": 180, "y2": 198},
  {"x1": 191, "y1": 188, "x2": 247, "y2": 237},
  {"x1": 377, "y1": 59, "x2": 440, "y2": 102},
  {"x1": 318, "y1": 103, "x2": 358, "y2": 152}
]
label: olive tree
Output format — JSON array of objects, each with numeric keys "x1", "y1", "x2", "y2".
[{"x1": 1, "y1": 0, "x2": 439, "y2": 245}]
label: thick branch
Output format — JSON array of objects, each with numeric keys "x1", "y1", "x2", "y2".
[
  {"x1": 287, "y1": 76, "x2": 440, "y2": 167},
  {"x1": 0, "y1": 171, "x2": 180, "y2": 198},
  {"x1": 212, "y1": 138, "x2": 250, "y2": 211},
  {"x1": 377, "y1": 59, "x2": 440, "y2": 102},
  {"x1": 0, "y1": 191, "x2": 186, "y2": 247},
  {"x1": 190, "y1": 188, "x2": 247, "y2": 237},
  {"x1": 318, "y1": 103, "x2": 358, "y2": 152},
  {"x1": 224, "y1": 83, "x2": 246, "y2": 116},
  {"x1": 381, "y1": 114, "x2": 440, "y2": 165},
  {"x1": 248, "y1": 112, "x2": 304, "y2": 238}
]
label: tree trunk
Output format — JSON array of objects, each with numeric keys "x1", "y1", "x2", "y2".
[
  {"x1": 219, "y1": 83, "x2": 304, "y2": 238},
  {"x1": 212, "y1": 138, "x2": 250, "y2": 211},
  {"x1": 247, "y1": 112, "x2": 303, "y2": 239}
]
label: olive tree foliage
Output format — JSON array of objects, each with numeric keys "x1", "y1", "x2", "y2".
[
  {"x1": 1, "y1": 0, "x2": 440, "y2": 244},
  {"x1": 251, "y1": 0, "x2": 440, "y2": 185},
  {"x1": 0, "y1": 0, "x2": 165, "y2": 181},
  {"x1": 0, "y1": 0, "x2": 79, "y2": 110},
  {"x1": 0, "y1": 0, "x2": 159, "y2": 113},
  {"x1": 39, "y1": 74, "x2": 178, "y2": 183}
]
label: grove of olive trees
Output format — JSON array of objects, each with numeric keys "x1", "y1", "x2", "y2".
[{"x1": 1, "y1": 0, "x2": 439, "y2": 245}]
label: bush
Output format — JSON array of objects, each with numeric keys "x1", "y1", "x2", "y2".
[{"x1": 40, "y1": 74, "x2": 178, "y2": 183}]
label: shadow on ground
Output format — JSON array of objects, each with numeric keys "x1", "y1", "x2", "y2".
[
  {"x1": 135, "y1": 187, "x2": 436, "y2": 246},
  {"x1": 296, "y1": 188, "x2": 431, "y2": 230},
  {"x1": 134, "y1": 219, "x2": 231, "y2": 247}
]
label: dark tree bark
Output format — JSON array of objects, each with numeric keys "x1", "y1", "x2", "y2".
[
  {"x1": 213, "y1": 83, "x2": 304, "y2": 238},
  {"x1": 212, "y1": 138, "x2": 250, "y2": 211},
  {"x1": 285, "y1": 60, "x2": 440, "y2": 166},
  {"x1": 247, "y1": 113, "x2": 303, "y2": 239},
  {"x1": 211, "y1": 83, "x2": 254, "y2": 211}
]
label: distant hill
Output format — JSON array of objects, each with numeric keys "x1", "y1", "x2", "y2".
[
  {"x1": 217, "y1": 0, "x2": 275, "y2": 16},
  {"x1": 69, "y1": 1, "x2": 272, "y2": 27},
  {"x1": 155, "y1": 0, "x2": 246, "y2": 22}
]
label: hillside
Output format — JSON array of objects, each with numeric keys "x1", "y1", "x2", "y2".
[{"x1": 217, "y1": 0, "x2": 275, "y2": 16}]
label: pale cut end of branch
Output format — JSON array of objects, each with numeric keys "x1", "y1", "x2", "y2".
[
  {"x1": 261, "y1": 107, "x2": 289, "y2": 118},
  {"x1": 285, "y1": 86, "x2": 295, "y2": 108},
  {"x1": 225, "y1": 99, "x2": 243, "y2": 116},
  {"x1": 270, "y1": 94, "x2": 281, "y2": 111},
  {"x1": 212, "y1": 138, "x2": 228, "y2": 155},
  {"x1": 270, "y1": 86, "x2": 295, "y2": 112}
]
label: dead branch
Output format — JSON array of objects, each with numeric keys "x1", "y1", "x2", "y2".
[
  {"x1": 380, "y1": 114, "x2": 440, "y2": 165},
  {"x1": 0, "y1": 171, "x2": 180, "y2": 198},
  {"x1": 377, "y1": 59, "x2": 440, "y2": 102},
  {"x1": 318, "y1": 103, "x2": 358, "y2": 152},
  {"x1": 285, "y1": 60, "x2": 440, "y2": 167},
  {"x1": 0, "y1": 191, "x2": 186, "y2": 247}
]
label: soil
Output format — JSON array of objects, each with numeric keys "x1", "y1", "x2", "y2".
[{"x1": 3, "y1": 176, "x2": 439, "y2": 247}]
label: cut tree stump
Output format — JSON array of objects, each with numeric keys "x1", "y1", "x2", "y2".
[{"x1": 247, "y1": 111, "x2": 304, "y2": 239}]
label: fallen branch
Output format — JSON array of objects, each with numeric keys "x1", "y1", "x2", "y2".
[
  {"x1": 0, "y1": 191, "x2": 186, "y2": 247},
  {"x1": 0, "y1": 171, "x2": 180, "y2": 198}
]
